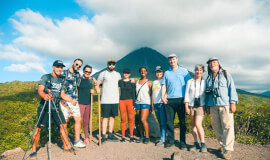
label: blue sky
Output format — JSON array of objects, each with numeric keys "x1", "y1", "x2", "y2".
[{"x1": 0, "y1": 0, "x2": 270, "y2": 93}]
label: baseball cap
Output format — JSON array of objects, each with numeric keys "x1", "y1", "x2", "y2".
[
  {"x1": 207, "y1": 57, "x2": 219, "y2": 64},
  {"x1": 123, "y1": 68, "x2": 130, "y2": 73},
  {"x1": 168, "y1": 53, "x2": 177, "y2": 58},
  {"x1": 107, "y1": 59, "x2": 116, "y2": 63},
  {"x1": 53, "y1": 60, "x2": 65, "y2": 67},
  {"x1": 155, "y1": 66, "x2": 163, "y2": 72}
]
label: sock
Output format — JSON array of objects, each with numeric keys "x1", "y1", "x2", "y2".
[
  {"x1": 74, "y1": 139, "x2": 80, "y2": 144},
  {"x1": 201, "y1": 141, "x2": 205, "y2": 144},
  {"x1": 194, "y1": 140, "x2": 199, "y2": 143}
]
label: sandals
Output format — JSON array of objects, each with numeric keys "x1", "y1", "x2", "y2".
[
  {"x1": 84, "y1": 138, "x2": 91, "y2": 144},
  {"x1": 63, "y1": 147, "x2": 79, "y2": 153}
]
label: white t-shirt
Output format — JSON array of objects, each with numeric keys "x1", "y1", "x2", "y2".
[
  {"x1": 184, "y1": 79, "x2": 206, "y2": 107},
  {"x1": 152, "y1": 80, "x2": 162, "y2": 104},
  {"x1": 97, "y1": 70, "x2": 121, "y2": 104}
]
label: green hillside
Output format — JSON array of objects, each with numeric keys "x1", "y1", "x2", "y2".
[{"x1": 0, "y1": 81, "x2": 269, "y2": 153}]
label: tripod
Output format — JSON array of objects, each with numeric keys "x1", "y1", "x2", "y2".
[{"x1": 22, "y1": 90, "x2": 76, "y2": 160}]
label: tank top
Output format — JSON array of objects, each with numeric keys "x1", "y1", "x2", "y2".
[{"x1": 135, "y1": 79, "x2": 151, "y2": 104}]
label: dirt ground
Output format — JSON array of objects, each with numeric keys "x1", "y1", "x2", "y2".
[{"x1": 3, "y1": 129, "x2": 270, "y2": 160}]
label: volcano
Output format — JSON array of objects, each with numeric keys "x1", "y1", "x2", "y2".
[{"x1": 93, "y1": 47, "x2": 193, "y2": 80}]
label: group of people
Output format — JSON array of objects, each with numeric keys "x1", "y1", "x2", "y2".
[{"x1": 29, "y1": 53, "x2": 238, "y2": 160}]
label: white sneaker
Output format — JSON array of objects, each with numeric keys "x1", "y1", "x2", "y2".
[{"x1": 74, "y1": 140, "x2": 86, "y2": 148}]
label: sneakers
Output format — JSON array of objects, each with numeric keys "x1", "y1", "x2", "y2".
[
  {"x1": 74, "y1": 139, "x2": 86, "y2": 148},
  {"x1": 179, "y1": 141, "x2": 187, "y2": 150},
  {"x1": 200, "y1": 143, "x2": 207, "y2": 153},
  {"x1": 222, "y1": 150, "x2": 232, "y2": 160},
  {"x1": 120, "y1": 137, "x2": 126, "y2": 143},
  {"x1": 218, "y1": 147, "x2": 224, "y2": 154},
  {"x1": 129, "y1": 137, "x2": 135, "y2": 143},
  {"x1": 107, "y1": 134, "x2": 119, "y2": 142},
  {"x1": 136, "y1": 137, "x2": 144, "y2": 143},
  {"x1": 155, "y1": 140, "x2": 164, "y2": 146},
  {"x1": 164, "y1": 143, "x2": 174, "y2": 148},
  {"x1": 189, "y1": 141, "x2": 200, "y2": 151},
  {"x1": 29, "y1": 152, "x2": 37, "y2": 160},
  {"x1": 143, "y1": 137, "x2": 150, "y2": 144}
]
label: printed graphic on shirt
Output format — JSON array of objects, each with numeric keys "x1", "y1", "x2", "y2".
[{"x1": 153, "y1": 81, "x2": 161, "y2": 91}]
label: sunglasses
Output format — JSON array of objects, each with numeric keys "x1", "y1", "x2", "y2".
[
  {"x1": 84, "y1": 71, "x2": 91, "y2": 74},
  {"x1": 108, "y1": 62, "x2": 116, "y2": 66},
  {"x1": 75, "y1": 63, "x2": 82, "y2": 68}
]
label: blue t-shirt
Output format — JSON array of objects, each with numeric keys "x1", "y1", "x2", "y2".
[{"x1": 161, "y1": 66, "x2": 191, "y2": 98}]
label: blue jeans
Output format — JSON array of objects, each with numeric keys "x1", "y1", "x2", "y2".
[{"x1": 154, "y1": 103, "x2": 167, "y2": 142}]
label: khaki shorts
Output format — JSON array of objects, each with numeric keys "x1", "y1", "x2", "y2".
[
  {"x1": 60, "y1": 100, "x2": 81, "y2": 120},
  {"x1": 189, "y1": 106, "x2": 204, "y2": 116}
]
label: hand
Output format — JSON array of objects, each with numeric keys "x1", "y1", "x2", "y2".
[
  {"x1": 130, "y1": 78, "x2": 135, "y2": 83},
  {"x1": 71, "y1": 99, "x2": 78, "y2": 106},
  {"x1": 133, "y1": 106, "x2": 136, "y2": 111},
  {"x1": 91, "y1": 77, "x2": 97, "y2": 83},
  {"x1": 162, "y1": 97, "x2": 168, "y2": 104},
  {"x1": 230, "y1": 103, "x2": 236, "y2": 113},
  {"x1": 206, "y1": 108, "x2": 210, "y2": 114},
  {"x1": 151, "y1": 105, "x2": 154, "y2": 113},
  {"x1": 96, "y1": 88, "x2": 100, "y2": 94},
  {"x1": 185, "y1": 107, "x2": 190, "y2": 115},
  {"x1": 43, "y1": 94, "x2": 52, "y2": 101}
]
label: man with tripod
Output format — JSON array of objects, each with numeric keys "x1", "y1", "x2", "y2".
[
  {"x1": 60, "y1": 58, "x2": 86, "y2": 148},
  {"x1": 29, "y1": 60, "x2": 77, "y2": 159}
]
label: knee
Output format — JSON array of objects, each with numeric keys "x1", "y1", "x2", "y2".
[
  {"x1": 141, "y1": 118, "x2": 147, "y2": 124},
  {"x1": 76, "y1": 117, "x2": 82, "y2": 123}
]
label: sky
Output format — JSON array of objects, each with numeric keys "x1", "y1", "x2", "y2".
[{"x1": 0, "y1": 0, "x2": 269, "y2": 93}]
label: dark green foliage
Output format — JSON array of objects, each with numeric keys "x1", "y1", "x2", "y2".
[{"x1": 0, "y1": 81, "x2": 269, "y2": 153}]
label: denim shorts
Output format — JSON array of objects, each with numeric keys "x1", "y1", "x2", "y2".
[{"x1": 135, "y1": 104, "x2": 150, "y2": 110}]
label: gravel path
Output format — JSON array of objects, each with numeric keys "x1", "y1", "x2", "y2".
[{"x1": 3, "y1": 129, "x2": 270, "y2": 160}]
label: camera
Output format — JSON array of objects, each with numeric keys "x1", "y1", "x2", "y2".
[
  {"x1": 212, "y1": 88, "x2": 221, "y2": 98},
  {"x1": 205, "y1": 88, "x2": 213, "y2": 95},
  {"x1": 194, "y1": 98, "x2": 200, "y2": 108}
]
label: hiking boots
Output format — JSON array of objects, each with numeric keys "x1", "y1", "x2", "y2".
[
  {"x1": 99, "y1": 134, "x2": 107, "y2": 145},
  {"x1": 120, "y1": 137, "x2": 126, "y2": 143},
  {"x1": 136, "y1": 137, "x2": 144, "y2": 143},
  {"x1": 222, "y1": 150, "x2": 232, "y2": 160},
  {"x1": 74, "y1": 139, "x2": 86, "y2": 148},
  {"x1": 189, "y1": 142, "x2": 200, "y2": 151},
  {"x1": 107, "y1": 135, "x2": 119, "y2": 142},
  {"x1": 129, "y1": 137, "x2": 135, "y2": 143},
  {"x1": 179, "y1": 141, "x2": 187, "y2": 150},
  {"x1": 200, "y1": 143, "x2": 207, "y2": 153},
  {"x1": 143, "y1": 137, "x2": 150, "y2": 144},
  {"x1": 29, "y1": 152, "x2": 37, "y2": 159},
  {"x1": 164, "y1": 143, "x2": 174, "y2": 148}
]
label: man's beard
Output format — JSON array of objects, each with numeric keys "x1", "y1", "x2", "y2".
[
  {"x1": 211, "y1": 66, "x2": 218, "y2": 71},
  {"x1": 108, "y1": 67, "x2": 114, "y2": 71},
  {"x1": 73, "y1": 65, "x2": 78, "y2": 73}
]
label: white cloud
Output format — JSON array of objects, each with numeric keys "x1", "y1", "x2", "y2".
[
  {"x1": 0, "y1": 45, "x2": 40, "y2": 62},
  {"x1": 1, "y1": 0, "x2": 270, "y2": 91},
  {"x1": 10, "y1": 9, "x2": 128, "y2": 67},
  {"x1": 4, "y1": 62, "x2": 47, "y2": 73}
]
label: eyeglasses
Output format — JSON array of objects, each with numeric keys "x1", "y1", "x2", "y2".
[
  {"x1": 75, "y1": 63, "x2": 82, "y2": 68},
  {"x1": 84, "y1": 71, "x2": 91, "y2": 74},
  {"x1": 108, "y1": 62, "x2": 116, "y2": 66}
]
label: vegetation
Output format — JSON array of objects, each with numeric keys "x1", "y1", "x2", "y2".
[{"x1": 0, "y1": 81, "x2": 269, "y2": 153}]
